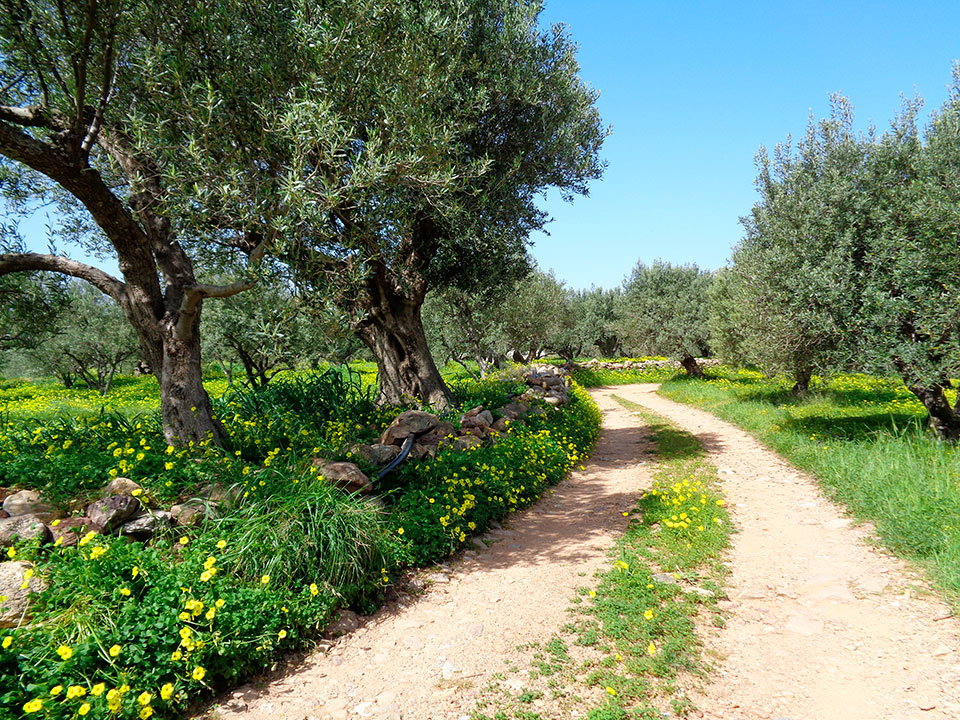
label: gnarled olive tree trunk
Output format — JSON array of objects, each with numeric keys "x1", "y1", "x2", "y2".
[
  {"x1": 355, "y1": 288, "x2": 454, "y2": 410},
  {"x1": 680, "y1": 354, "x2": 704, "y2": 378}
]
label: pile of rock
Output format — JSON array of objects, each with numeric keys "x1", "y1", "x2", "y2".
[
  {"x1": 579, "y1": 358, "x2": 719, "y2": 371},
  {"x1": 0, "y1": 477, "x2": 243, "y2": 552},
  {"x1": 331, "y1": 364, "x2": 572, "y2": 488}
]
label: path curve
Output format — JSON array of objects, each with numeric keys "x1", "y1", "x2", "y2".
[
  {"x1": 616, "y1": 384, "x2": 960, "y2": 720},
  {"x1": 214, "y1": 388, "x2": 651, "y2": 720}
]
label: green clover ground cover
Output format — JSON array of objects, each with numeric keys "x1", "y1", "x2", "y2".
[{"x1": 0, "y1": 370, "x2": 601, "y2": 720}]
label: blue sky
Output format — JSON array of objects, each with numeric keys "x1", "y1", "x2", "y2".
[
  {"x1": 531, "y1": 0, "x2": 960, "y2": 289},
  {"x1": 14, "y1": 1, "x2": 960, "y2": 291}
]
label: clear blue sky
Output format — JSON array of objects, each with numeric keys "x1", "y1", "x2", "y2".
[
  {"x1": 15, "y1": 1, "x2": 960, "y2": 291},
  {"x1": 531, "y1": 0, "x2": 960, "y2": 290}
]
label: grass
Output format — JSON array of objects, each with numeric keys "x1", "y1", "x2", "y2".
[
  {"x1": 569, "y1": 359, "x2": 677, "y2": 388},
  {"x1": 471, "y1": 398, "x2": 732, "y2": 720},
  {"x1": 658, "y1": 365, "x2": 960, "y2": 609}
]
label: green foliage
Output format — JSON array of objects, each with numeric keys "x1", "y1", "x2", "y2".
[
  {"x1": 201, "y1": 282, "x2": 361, "y2": 388},
  {"x1": 498, "y1": 270, "x2": 572, "y2": 362},
  {"x1": 0, "y1": 477, "x2": 389, "y2": 719},
  {"x1": 19, "y1": 281, "x2": 139, "y2": 393},
  {"x1": 0, "y1": 231, "x2": 69, "y2": 354},
  {"x1": 0, "y1": 366, "x2": 601, "y2": 719},
  {"x1": 659, "y1": 367, "x2": 960, "y2": 606},
  {"x1": 724, "y1": 68, "x2": 960, "y2": 433},
  {"x1": 617, "y1": 262, "x2": 712, "y2": 365},
  {"x1": 727, "y1": 96, "x2": 869, "y2": 382}
]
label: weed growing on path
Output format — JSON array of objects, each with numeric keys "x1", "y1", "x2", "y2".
[{"x1": 471, "y1": 398, "x2": 732, "y2": 720}]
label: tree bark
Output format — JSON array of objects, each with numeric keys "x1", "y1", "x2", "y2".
[
  {"x1": 791, "y1": 367, "x2": 812, "y2": 395},
  {"x1": 354, "y1": 289, "x2": 454, "y2": 409},
  {"x1": 680, "y1": 354, "x2": 704, "y2": 377},
  {"x1": 904, "y1": 382, "x2": 960, "y2": 442},
  {"x1": 159, "y1": 312, "x2": 225, "y2": 446}
]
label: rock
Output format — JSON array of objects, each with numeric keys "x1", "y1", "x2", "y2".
[
  {"x1": 196, "y1": 482, "x2": 242, "y2": 508},
  {"x1": 380, "y1": 410, "x2": 439, "y2": 445},
  {"x1": 433, "y1": 422, "x2": 456, "y2": 439},
  {"x1": 0, "y1": 561, "x2": 45, "y2": 627},
  {"x1": 312, "y1": 460, "x2": 372, "y2": 495},
  {"x1": 324, "y1": 609, "x2": 361, "y2": 638},
  {"x1": 463, "y1": 405, "x2": 484, "y2": 418},
  {"x1": 501, "y1": 402, "x2": 529, "y2": 418},
  {"x1": 459, "y1": 424, "x2": 489, "y2": 440},
  {"x1": 684, "y1": 586, "x2": 715, "y2": 599},
  {"x1": 86, "y1": 495, "x2": 141, "y2": 532},
  {"x1": 170, "y1": 501, "x2": 218, "y2": 527},
  {"x1": 451, "y1": 436, "x2": 483, "y2": 452},
  {"x1": 101, "y1": 477, "x2": 143, "y2": 497},
  {"x1": 50, "y1": 517, "x2": 102, "y2": 547},
  {"x1": 491, "y1": 417, "x2": 510, "y2": 433},
  {"x1": 440, "y1": 660, "x2": 457, "y2": 679},
  {"x1": 121, "y1": 511, "x2": 173, "y2": 538},
  {"x1": 3, "y1": 490, "x2": 63, "y2": 522},
  {"x1": 466, "y1": 622, "x2": 485, "y2": 637},
  {"x1": 409, "y1": 443, "x2": 436, "y2": 461},
  {"x1": 653, "y1": 572, "x2": 679, "y2": 585},
  {"x1": 0, "y1": 511, "x2": 7, "y2": 520},
  {"x1": 0, "y1": 515, "x2": 51, "y2": 547},
  {"x1": 357, "y1": 444, "x2": 400, "y2": 466},
  {"x1": 427, "y1": 572, "x2": 450, "y2": 584},
  {"x1": 380, "y1": 425, "x2": 413, "y2": 447},
  {"x1": 544, "y1": 395, "x2": 563, "y2": 407}
]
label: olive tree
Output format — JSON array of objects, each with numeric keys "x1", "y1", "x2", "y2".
[
  {"x1": 0, "y1": 0, "x2": 308, "y2": 443},
  {"x1": 853, "y1": 86, "x2": 960, "y2": 439},
  {"x1": 731, "y1": 97, "x2": 870, "y2": 393},
  {"x1": 26, "y1": 280, "x2": 138, "y2": 392},
  {"x1": 617, "y1": 260, "x2": 712, "y2": 376},
  {"x1": 499, "y1": 269, "x2": 571, "y2": 363},
  {"x1": 280, "y1": 1, "x2": 606, "y2": 408}
]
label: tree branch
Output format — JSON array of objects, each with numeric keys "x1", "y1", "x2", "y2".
[
  {"x1": 174, "y1": 235, "x2": 270, "y2": 339},
  {"x1": 0, "y1": 104, "x2": 61, "y2": 128},
  {"x1": 0, "y1": 252, "x2": 125, "y2": 301}
]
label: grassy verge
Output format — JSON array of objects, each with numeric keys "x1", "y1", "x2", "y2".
[
  {"x1": 0, "y1": 373, "x2": 602, "y2": 720},
  {"x1": 658, "y1": 366, "x2": 960, "y2": 609},
  {"x1": 569, "y1": 360, "x2": 677, "y2": 388},
  {"x1": 471, "y1": 397, "x2": 732, "y2": 720}
]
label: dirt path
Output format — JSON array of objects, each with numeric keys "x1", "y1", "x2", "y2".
[
  {"x1": 215, "y1": 388, "x2": 652, "y2": 720},
  {"x1": 615, "y1": 384, "x2": 960, "y2": 720}
]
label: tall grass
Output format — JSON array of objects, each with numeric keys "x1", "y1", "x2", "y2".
[{"x1": 659, "y1": 367, "x2": 960, "y2": 606}]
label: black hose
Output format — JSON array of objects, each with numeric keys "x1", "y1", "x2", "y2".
[{"x1": 377, "y1": 434, "x2": 415, "y2": 479}]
